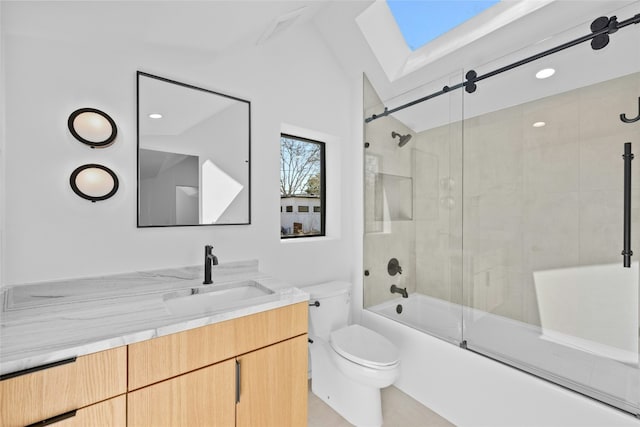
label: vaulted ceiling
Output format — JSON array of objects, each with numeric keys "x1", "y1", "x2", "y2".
[{"x1": 3, "y1": 0, "x2": 639, "y2": 133}]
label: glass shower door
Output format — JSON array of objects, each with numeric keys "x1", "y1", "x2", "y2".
[
  {"x1": 363, "y1": 71, "x2": 464, "y2": 345},
  {"x1": 461, "y1": 3, "x2": 640, "y2": 414}
]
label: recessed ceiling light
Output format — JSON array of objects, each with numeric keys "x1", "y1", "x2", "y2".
[
  {"x1": 532, "y1": 121, "x2": 546, "y2": 128},
  {"x1": 149, "y1": 113, "x2": 162, "y2": 119},
  {"x1": 535, "y1": 68, "x2": 555, "y2": 79}
]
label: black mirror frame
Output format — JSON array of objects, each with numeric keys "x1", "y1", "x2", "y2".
[
  {"x1": 70, "y1": 164, "x2": 119, "y2": 202},
  {"x1": 136, "y1": 71, "x2": 252, "y2": 227},
  {"x1": 68, "y1": 108, "x2": 118, "y2": 148}
]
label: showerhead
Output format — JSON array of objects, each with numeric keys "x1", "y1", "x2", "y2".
[{"x1": 392, "y1": 131, "x2": 412, "y2": 147}]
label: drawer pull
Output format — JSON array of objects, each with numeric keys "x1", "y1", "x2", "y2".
[
  {"x1": 0, "y1": 357, "x2": 77, "y2": 381},
  {"x1": 25, "y1": 410, "x2": 77, "y2": 427}
]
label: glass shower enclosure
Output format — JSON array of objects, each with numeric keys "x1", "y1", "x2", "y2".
[{"x1": 363, "y1": 3, "x2": 640, "y2": 415}]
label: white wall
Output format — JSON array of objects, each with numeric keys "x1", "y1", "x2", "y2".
[
  {"x1": 0, "y1": 2, "x2": 5, "y2": 287},
  {"x1": 2, "y1": 3, "x2": 355, "y2": 287}
]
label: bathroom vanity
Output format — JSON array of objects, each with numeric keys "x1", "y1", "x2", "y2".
[{"x1": 0, "y1": 261, "x2": 308, "y2": 427}]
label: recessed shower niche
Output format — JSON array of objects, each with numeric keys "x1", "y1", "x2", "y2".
[{"x1": 374, "y1": 173, "x2": 413, "y2": 222}]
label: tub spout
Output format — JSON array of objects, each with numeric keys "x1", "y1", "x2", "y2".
[{"x1": 390, "y1": 284, "x2": 408, "y2": 298}]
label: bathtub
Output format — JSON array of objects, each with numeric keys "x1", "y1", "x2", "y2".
[
  {"x1": 368, "y1": 292, "x2": 639, "y2": 415},
  {"x1": 369, "y1": 293, "x2": 462, "y2": 344}
]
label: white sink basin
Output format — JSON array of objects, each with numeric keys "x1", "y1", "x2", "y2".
[{"x1": 163, "y1": 280, "x2": 276, "y2": 316}]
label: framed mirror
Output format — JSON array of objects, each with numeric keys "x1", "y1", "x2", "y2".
[{"x1": 137, "y1": 72, "x2": 251, "y2": 227}]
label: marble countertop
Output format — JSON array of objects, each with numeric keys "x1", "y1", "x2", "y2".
[{"x1": 0, "y1": 260, "x2": 309, "y2": 376}]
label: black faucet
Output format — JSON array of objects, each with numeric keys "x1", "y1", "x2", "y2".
[
  {"x1": 390, "y1": 284, "x2": 408, "y2": 298},
  {"x1": 203, "y1": 245, "x2": 218, "y2": 285}
]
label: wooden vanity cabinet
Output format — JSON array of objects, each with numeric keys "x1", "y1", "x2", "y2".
[
  {"x1": 127, "y1": 360, "x2": 236, "y2": 427},
  {"x1": 236, "y1": 334, "x2": 308, "y2": 427},
  {"x1": 0, "y1": 347, "x2": 127, "y2": 427},
  {"x1": 127, "y1": 302, "x2": 308, "y2": 427},
  {"x1": 1, "y1": 303, "x2": 307, "y2": 427}
]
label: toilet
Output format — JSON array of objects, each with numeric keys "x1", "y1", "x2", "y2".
[{"x1": 305, "y1": 281, "x2": 400, "y2": 427}]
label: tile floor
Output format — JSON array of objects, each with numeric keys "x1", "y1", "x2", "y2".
[{"x1": 308, "y1": 382, "x2": 455, "y2": 427}]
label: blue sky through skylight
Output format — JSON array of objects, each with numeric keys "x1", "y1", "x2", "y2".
[{"x1": 387, "y1": 0, "x2": 501, "y2": 51}]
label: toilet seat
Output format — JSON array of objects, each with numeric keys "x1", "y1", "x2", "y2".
[{"x1": 330, "y1": 324, "x2": 399, "y2": 369}]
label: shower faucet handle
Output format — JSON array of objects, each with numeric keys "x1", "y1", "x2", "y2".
[{"x1": 387, "y1": 258, "x2": 402, "y2": 276}]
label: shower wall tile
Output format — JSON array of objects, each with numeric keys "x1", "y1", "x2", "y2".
[
  {"x1": 580, "y1": 136, "x2": 628, "y2": 192},
  {"x1": 523, "y1": 140, "x2": 580, "y2": 195},
  {"x1": 415, "y1": 221, "x2": 452, "y2": 302},
  {"x1": 523, "y1": 191, "x2": 580, "y2": 272},
  {"x1": 413, "y1": 121, "x2": 462, "y2": 305},
  {"x1": 474, "y1": 189, "x2": 524, "y2": 242},
  {"x1": 579, "y1": 189, "x2": 624, "y2": 266},
  {"x1": 413, "y1": 149, "x2": 439, "y2": 221},
  {"x1": 463, "y1": 110, "x2": 524, "y2": 198},
  {"x1": 497, "y1": 268, "x2": 526, "y2": 323}
]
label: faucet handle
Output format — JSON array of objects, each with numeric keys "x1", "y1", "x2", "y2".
[{"x1": 388, "y1": 258, "x2": 402, "y2": 276}]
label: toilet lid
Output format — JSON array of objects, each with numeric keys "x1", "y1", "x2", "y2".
[{"x1": 330, "y1": 324, "x2": 399, "y2": 368}]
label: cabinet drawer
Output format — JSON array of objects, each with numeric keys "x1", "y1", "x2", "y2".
[
  {"x1": 127, "y1": 359, "x2": 235, "y2": 427},
  {"x1": 36, "y1": 395, "x2": 126, "y2": 427},
  {"x1": 0, "y1": 347, "x2": 127, "y2": 427},
  {"x1": 128, "y1": 302, "x2": 307, "y2": 390}
]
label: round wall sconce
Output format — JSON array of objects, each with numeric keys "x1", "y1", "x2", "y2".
[
  {"x1": 68, "y1": 108, "x2": 117, "y2": 148},
  {"x1": 70, "y1": 164, "x2": 119, "y2": 202}
]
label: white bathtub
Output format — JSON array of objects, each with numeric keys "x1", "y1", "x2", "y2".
[
  {"x1": 368, "y1": 292, "x2": 639, "y2": 415},
  {"x1": 369, "y1": 293, "x2": 462, "y2": 344}
]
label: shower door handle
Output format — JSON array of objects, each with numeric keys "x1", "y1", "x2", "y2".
[{"x1": 622, "y1": 142, "x2": 634, "y2": 268}]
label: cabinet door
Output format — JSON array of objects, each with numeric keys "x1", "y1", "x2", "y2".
[
  {"x1": 236, "y1": 334, "x2": 308, "y2": 427},
  {"x1": 127, "y1": 359, "x2": 235, "y2": 427}
]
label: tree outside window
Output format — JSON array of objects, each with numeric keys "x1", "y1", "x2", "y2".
[{"x1": 280, "y1": 134, "x2": 325, "y2": 238}]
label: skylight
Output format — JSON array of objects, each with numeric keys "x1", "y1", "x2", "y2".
[{"x1": 386, "y1": 0, "x2": 501, "y2": 51}]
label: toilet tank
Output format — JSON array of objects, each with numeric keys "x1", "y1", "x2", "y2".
[{"x1": 303, "y1": 281, "x2": 351, "y2": 341}]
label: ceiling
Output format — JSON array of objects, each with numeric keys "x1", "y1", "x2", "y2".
[
  {"x1": 1, "y1": 1, "x2": 329, "y2": 54},
  {"x1": 3, "y1": 0, "x2": 639, "y2": 135}
]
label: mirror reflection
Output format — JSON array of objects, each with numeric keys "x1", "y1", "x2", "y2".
[{"x1": 137, "y1": 72, "x2": 250, "y2": 227}]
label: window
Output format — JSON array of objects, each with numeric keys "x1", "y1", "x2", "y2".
[
  {"x1": 386, "y1": 0, "x2": 500, "y2": 51},
  {"x1": 280, "y1": 134, "x2": 325, "y2": 238}
]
